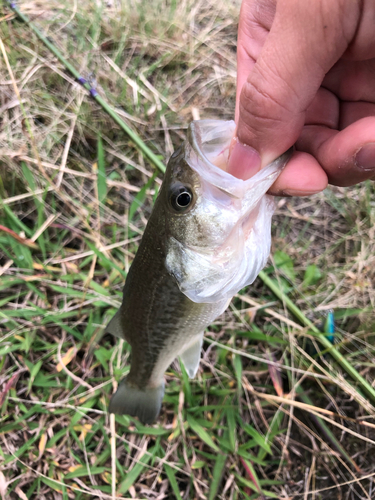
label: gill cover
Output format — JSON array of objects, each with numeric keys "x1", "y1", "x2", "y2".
[{"x1": 165, "y1": 120, "x2": 292, "y2": 304}]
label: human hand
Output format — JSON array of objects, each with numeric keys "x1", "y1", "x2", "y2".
[{"x1": 227, "y1": 0, "x2": 375, "y2": 196}]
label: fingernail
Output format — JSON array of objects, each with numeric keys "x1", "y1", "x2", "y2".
[
  {"x1": 355, "y1": 143, "x2": 375, "y2": 171},
  {"x1": 227, "y1": 138, "x2": 261, "y2": 180},
  {"x1": 281, "y1": 188, "x2": 321, "y2": 197}
]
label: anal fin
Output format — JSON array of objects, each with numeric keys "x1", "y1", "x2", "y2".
[{"x1": 179, "y1": 335, "x2": 203, "y2": 379}]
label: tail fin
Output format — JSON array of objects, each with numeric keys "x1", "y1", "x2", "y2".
[{"x1": 109, "y1": 377, "x2": 165, "y2": 425}]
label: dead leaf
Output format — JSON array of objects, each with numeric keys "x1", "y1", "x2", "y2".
[
  {"x1": 73, "y1": 423, "x2": 92, "y2": 441},
  {"x1": 56, "y1": 347, "x2": 76, "y2": 372},
  {"x1": 38, "y1": 433, "x2": 48, "y2": 458},
  {"x1": 68, "y1": 465, "x2": 82, "y2": 473},
  {"x1": 0, "y1": 371, "x2": 24, "y2": 406},
  {"x1": 15, "y1": 487, "x2": 28, "y2": 500},
  {"x1": 0, "y1": 224, "x2": 38, "y2": 249}
]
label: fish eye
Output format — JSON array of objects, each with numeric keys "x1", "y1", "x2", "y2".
[{"x1": 169, "y1": 185, "x2": 194, "y2": 212}]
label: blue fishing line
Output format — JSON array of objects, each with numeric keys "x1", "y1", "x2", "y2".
[
  {"x1": 76, "y1": 77, "x2": 98, "y2": 98},
  {"x1": 76, "y1": 77, "x2": 98, "y2": 97},
  {"x1": 76, "y1": 77, "x2": 87, "y2": 85},
  {"x1": 6, "y1": 0, "x2": 17, "y2": 10}
]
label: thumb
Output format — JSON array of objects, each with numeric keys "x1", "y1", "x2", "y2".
[{"x1": 228, "y1": 0, "x2": 360, "y2": 177}]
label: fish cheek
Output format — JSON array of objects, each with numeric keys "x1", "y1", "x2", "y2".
[
  {"x1": 186, "y1": 202, "x2": 237, "y2": 248},
  {"x1": 165, "y1": 209, "x2": 204, "y2": 248},
  {"x1": 165, "y1": 212, "x2": 189, "y2": 245}
]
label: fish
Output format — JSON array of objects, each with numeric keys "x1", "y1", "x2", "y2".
[{"x1": 106, "y1": 119, "x2": 292, "y2": 424}]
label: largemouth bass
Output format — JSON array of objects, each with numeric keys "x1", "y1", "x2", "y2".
[{"x1": 106, "y1": 120, "x2": 291, "y2": 424}]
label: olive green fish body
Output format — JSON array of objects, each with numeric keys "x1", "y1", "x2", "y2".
[
  {"x1": 110, "y1": 211, "x2": 227, "y2": 387},
  {"x1": 106, "y1": 147, "x2": 227, "y2": 423},
  {"x1": 107, "y1": 120, "x2": 292, "y2": 424}
]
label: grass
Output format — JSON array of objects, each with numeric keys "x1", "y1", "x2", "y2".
[{"x1": 1, "y1": 0, "x2": 375, "y2": 498}]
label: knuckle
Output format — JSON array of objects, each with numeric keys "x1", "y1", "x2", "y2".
[{"x1": 238, "y1": 71, "x2": 294, "y2": 134}]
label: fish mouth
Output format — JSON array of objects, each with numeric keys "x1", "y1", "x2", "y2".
[
  {"x1": 189, "y1": 119, "x2": 235, "y2": 172},
  {"x1": 186, "y1": 120, "x2": 292, "y2": 199},
  {"x1": 186, "y1": 120, "x2": 242, "y2": 197}
]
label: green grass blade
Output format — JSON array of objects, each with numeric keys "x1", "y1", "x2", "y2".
[
  {"x1": 241, "y1": 420, "x2": 272, "y2": 455},
  {"x1": 1, "y1": 203, "x2": 33, "y2": 237},
  {"x1": 118, "y1": 449, "x2": 154, "y2": 494},
  {"x1": 208, "y1": 453, "x2": 227, "y2": 500},
  {"x1": 187, "y1": 415, "x2": 220, "y2": 453},
  {"x1": 96, "y1": 134, "x2": 107, "y2": 204},
  {"x1": 164, "y1": 464, "x2": 183, "y2": 500},
  {"x1": 232, "y1": 354, "x2": 243, "y2": 399},
  {"x1": 65, "y1": 466, "x2": 108, "y2": 479},
  {"x1": 239, "y1": 458, "x2": 263, "y2": 495},
  {"x1": 226, "y1": 407, "x2": 237, "y2": 453},
  {"x1": 129, "y1": 172, "x2": 157, "y2": 221}
]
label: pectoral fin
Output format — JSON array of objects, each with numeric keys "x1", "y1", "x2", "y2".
[
  {"x1": 105, "y1": 309, "x2": 124, "y2": 339},
  {"x1": 180, "y1": 335, "x2": 203, "y2": 378}
]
